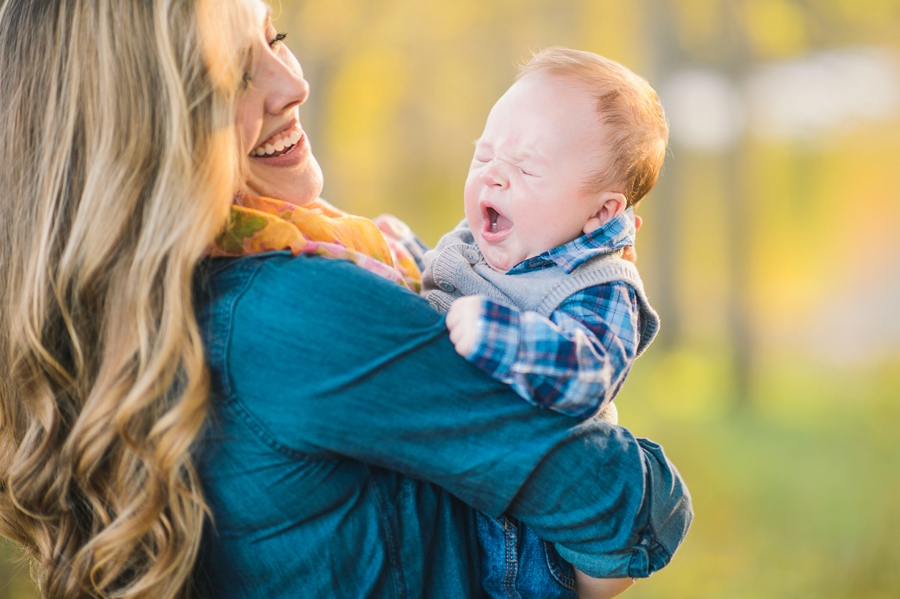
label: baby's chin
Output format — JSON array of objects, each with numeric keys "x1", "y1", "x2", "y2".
[{"x1": 479, "y1": 244, "x2": 519, "y2": 273}]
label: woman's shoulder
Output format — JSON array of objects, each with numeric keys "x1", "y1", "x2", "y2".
[
  {"x1": 201, "y1": 252, "x2": 438, "y2": 323},
  {"x1": 199, "y1": 251, "x2": 426, "y2": 301},
  {"x1": 197, "y1": 252, "x2": 406, "y2": 308},
  {"x1": 194, "y1": 253, "x2": 444, "y2": 387}
]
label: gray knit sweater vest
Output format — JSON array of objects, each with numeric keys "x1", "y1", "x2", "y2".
[{"x1": 423, "y1": 222, "x2": 660, "y2": 356}]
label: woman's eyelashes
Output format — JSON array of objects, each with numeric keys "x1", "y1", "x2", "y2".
[
  {"x1": 241, "y1": 32, "x2": 289, "y2": 89},
  {"x1": 269, "y1": 31, "x2": 287, "y2": 48}
]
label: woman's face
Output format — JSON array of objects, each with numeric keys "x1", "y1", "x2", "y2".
[{"x1": 237, "y1": 0, "x2": 323, "y2": 205}]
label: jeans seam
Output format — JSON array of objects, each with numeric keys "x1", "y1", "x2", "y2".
[
  {"x1": 541, "y1": 540, "x2": 576, "y2": 590},
  {"x1": 500, "y1": 516, "x2": 520, "y2": 599}
]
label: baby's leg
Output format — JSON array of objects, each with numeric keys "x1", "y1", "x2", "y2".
[
  {"x1": 574, "y1": 571, "x2": 635, "y2": 598},
  {"x1": 476, "y1": 512, "x2": 578, "y2": 599}
]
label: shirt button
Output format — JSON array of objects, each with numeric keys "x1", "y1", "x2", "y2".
[
  {"x1": 463, "y1": 249, "x2": 480, "y2": 264},
  {"x1": 439, "y1": 281, "x2": 456, "y2": 293}
]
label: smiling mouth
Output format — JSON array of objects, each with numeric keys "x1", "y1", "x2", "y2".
[{"x1": 251, "y1": 123, "x2": 303, "y2": 158}]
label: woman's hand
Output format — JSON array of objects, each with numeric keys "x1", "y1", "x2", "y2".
[
  {"x1": 574, "y1": 570, "x2": 635, "y2": 599},
  {"x1": 620, "y1": 214, "x2": 642, "y2": 265}
]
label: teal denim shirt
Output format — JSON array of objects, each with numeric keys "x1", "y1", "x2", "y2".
[{"x1": 192, "y1": 253, "x2": 691, "y2": 598}]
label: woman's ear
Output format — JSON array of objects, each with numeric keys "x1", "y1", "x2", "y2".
[{"x1": 583, "y1": 191, "x2": 627, "y2": 235}]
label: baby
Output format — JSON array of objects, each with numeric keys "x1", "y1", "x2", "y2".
[
  {"x1": 389, "y1": 46, "x2": 666, "y2": 421},
  {"x1": 381, "y1": 46, "x2": 669, "y2": 598}
]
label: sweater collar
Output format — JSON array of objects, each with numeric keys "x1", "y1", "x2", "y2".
[{"x1": 506, "y1": 207, "x2": 636, "y2": 274}]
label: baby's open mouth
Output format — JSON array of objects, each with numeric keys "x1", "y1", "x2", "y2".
[
  {"x1": 483, "y1": 206, "x2": 513, "y2": 237},
  {"x1": 251, "y1": 124, "x2": 302, "y2": 158}
]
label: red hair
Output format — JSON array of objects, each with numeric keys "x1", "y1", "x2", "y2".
[{"x1": 517, "y1": 47, "x2": 668, "y2": 205}]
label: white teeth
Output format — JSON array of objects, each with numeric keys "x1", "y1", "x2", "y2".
[{"x1": 251, "y1": 126, "x2": 302, "y2": 157}]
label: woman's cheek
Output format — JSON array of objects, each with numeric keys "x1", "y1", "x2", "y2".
[{"x1": 235, "y1": 97, "x2": 264, "y2": 155}]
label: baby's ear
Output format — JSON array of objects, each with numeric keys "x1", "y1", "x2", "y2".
[{"x1": 583, "y1": 191, "x2": 627, "y2": 235}]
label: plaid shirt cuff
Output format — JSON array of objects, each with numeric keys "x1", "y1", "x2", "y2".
[{"x1": 465, "y1": 298, "x2": 522, "y2": 382}]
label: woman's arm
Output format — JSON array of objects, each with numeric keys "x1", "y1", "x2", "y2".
[{"x1": 213, "y1": 254, "x2": 690, "y2": 577}]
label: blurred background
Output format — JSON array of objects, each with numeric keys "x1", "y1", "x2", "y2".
[{"x1": 3, "y1": 0, "x2": 900, "y2": 596}]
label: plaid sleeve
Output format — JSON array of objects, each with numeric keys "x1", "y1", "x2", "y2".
[{"x1": 465, "y1": 283, "x2": 640, "y2": 420}]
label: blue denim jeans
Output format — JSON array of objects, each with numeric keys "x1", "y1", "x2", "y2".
[
  {"x1": 477, "y1": 512, "x2": 579, "y2": 599},
  {"x1": 476, "y1": 436, "x2": 692, "y2": 597}
]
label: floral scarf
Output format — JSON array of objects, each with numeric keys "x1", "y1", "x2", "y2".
[{"x1": 209, "y1": 195, "x2": 422, "y2": 292}]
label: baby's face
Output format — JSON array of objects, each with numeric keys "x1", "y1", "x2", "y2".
[{"x1": 465, "y1": 73, "x2": 610, "y2": 272}]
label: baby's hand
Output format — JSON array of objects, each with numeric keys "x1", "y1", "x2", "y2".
[{"x1": 445, "y1": 296, "x2": 482, "y2": 357}]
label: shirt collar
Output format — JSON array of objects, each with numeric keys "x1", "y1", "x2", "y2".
[{"x1": 507, "y1": 207, "x2": 636, "y2": 274}]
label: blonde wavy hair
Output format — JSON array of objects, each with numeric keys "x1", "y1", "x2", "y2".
[{"x1": 0, "y1": 0, "x2": 252, "y2": 597}]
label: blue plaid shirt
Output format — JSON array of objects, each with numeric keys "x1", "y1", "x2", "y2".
[{"x1": 464, "y1": 221, "x2": 641, "y2": 420}]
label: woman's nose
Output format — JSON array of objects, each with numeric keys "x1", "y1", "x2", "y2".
[
  {"x1": 481, "y1": 161, "x2": 509, "y2": 189},
  {"x1": 264, "y1": 54, "x2": 310, "y2": 115}
]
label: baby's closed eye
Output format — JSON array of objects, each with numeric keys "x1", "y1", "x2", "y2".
[{"x1": 518, "y1": 164, "x2": 539, "y2": 177}]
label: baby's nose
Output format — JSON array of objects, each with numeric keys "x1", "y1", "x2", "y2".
[{"x1": 481, "y1": 160, "x2": 509, "y2": 188}]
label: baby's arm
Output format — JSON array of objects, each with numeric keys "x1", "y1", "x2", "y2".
[{"x1": 445, "y1": 283, "x2": 640, "y2": 419}]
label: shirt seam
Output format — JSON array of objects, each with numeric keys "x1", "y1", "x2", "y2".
[
  {"x1": 219, "y1": 254, "x2": 321, "y2": 462},
  {"x1": 217, "y1": 258, "x2": 266, "y2": 398}
]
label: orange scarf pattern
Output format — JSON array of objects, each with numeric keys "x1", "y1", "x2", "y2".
[{"x1": 209, "y1": 196, "x2": 422, "y2": 292}]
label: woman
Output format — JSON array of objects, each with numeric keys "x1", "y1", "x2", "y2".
[
  {"x1": 0, "y1": 0, "x2": 252, "y2": 597},
  {"x1": 0, "y1": 1, "x2": 690, "y2": 598}
]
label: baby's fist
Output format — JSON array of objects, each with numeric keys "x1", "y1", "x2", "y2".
[{"x1": 445, "y1": 296, "x2": 482, "y2": 357}]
